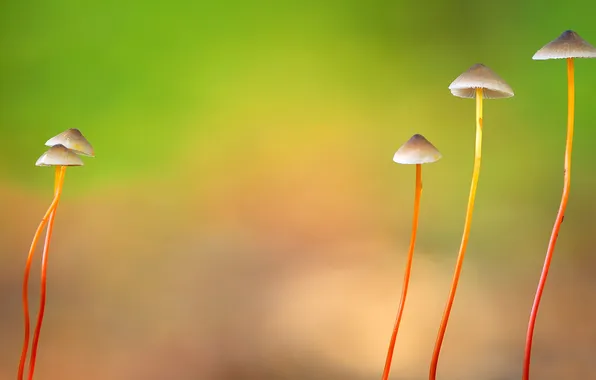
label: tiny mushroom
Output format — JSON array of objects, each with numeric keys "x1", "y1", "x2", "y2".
[
  {"x1": 430, "y1": 63, "x2": 514, "y2": 380},
  {"x1": 35, "y1": 144, "x2": 85, "y2": 167},
  {"x1": 381, "y1": 134, "x2": 441, "y2": 380},
  {"x1": 393, "y1": 133, "x2": 442, "y2": 164},
  {"x1": 524, "y1": 30, "x2": 596, "y2": 380},
  {"x1": 448, "y1": 63, "x2": 514, "y2": 99},
  {"x1": 45, "y1": 128, "x2": 95, "y2": 157}
]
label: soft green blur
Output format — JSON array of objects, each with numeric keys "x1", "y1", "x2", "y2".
[{"x1": 2, "y1": 1, "x2": 596, "y2": 379}]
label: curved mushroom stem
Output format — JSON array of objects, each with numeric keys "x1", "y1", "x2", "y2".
[
  {"x1": 27, "y1": 166, "x2": 66, "y2": 380},
  {"x1": 429, "y1": 88, "x2": 483, "y2": 380},
  {"x1": 381, "y1": 163, "x2": 423, "y2": 380},
  {"x1": 18, "y1": 166, "x2": 66, "y2": 380},
  {"x1": 523, "y1": 57, "x2": 574, "y2": 380}
]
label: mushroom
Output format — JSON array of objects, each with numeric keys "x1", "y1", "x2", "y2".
[
  {"x1": 523, "y1": 30, "x2": 596, "y2": 380},
  {"x1": 381, "y1": 134, "x2": 441, "y2": 380},
  {"x1": 19, "y1": 134, "x2": 93, "y2": 380},
  {"x1": 429, "y1": 63, "x2": 514, "y2": 379},
  {"x1": 45, "y1": 128, "x2": 95, "y2": 157}
]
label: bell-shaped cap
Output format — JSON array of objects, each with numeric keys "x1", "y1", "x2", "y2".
[
  {"x1": 533, "y1": 30, "x2": 596, "y2": 60},
  {"x1": 35, "y1": 144, "x2": 84, "y2": 167},
  {"x1": 449, "y1": 63, "x2": 514, "y2": 99},
  {"x1": 45, "y1": 128, "x2": 95, "y2": 157},
  {"x1": 393, "y1": 134, "x2": 442, "y2": 165}
]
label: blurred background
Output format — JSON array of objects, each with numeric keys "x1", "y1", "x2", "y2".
[{"x1": 1, "y1": 0, "x2": 596, "y2": 379}]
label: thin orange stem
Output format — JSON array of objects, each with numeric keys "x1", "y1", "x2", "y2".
[
  {"x1": 430, "y1": 87, "x2": 484, "y2": 380},
  {"x1": 18, "y1": 167, "x2": 65, "y2": 380},
  {"x1": 522, "y1": 57, "x2": 574, "y2": 380},
  {"x1": 381, "y1": 163, "x2": 423, "y2": 380},
  {"x1": 27, "y1": 166, "x2": 66, "y2": 380}
]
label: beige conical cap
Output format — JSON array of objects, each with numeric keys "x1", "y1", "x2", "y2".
[
  {"x1": 533, "y1": 30, "x2": 596, "y2": 60},
  {"x1": 45, "y1": 128, "x2": 95, "y2": 157},
  {"x1": 35, "y1": 144, "x2": 84, "y2": 167},
  {"x1": 393, "y1": 134, "x2": 442, "y2": 165},
  {"x1": 449, "y1": 63, "x2": 514, "y2": 99}
]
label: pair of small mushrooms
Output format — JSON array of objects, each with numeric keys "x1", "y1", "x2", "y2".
[
  {"x1": 35, "y1": 129, "x2": 95, "y2": 166},
  {"x1": 383, "y1": 61, "x2": 514, "y2": 380},
  {"x1": 18, "y1": 129, "x2": 95, "y2": 380},
  {"x1": 393, "y1": 62, "x2": 513, "y2": 167}
]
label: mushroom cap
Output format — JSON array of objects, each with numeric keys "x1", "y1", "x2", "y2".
[
  {"x1": 45, "y1": 128, "x2": 95, "y2": 157},
  {"x1": 35, "y1": 144, "x2": 84, "y2": 167},
  {"x1": 393, "y1": 134, "x2": 442, "y2": 165},
  {"x1": 449, "y1": 63, "x2": 514, "y2": 99},
  {"x1": 533, "y1": 30, "x2": 596, "y2": 60}
]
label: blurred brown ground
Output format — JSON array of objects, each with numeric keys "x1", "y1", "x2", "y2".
[{"x1": 1, "y1": 155, "x2": 595, "y2": 380}]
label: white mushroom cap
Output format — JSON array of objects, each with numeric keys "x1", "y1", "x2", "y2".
[
  {"x1": 393, "y1": 134, "x2": 442, "y2": 165},
  {"x1": 35, "y1": 144, "x2": 84, "y2": 167},
  {"x1": 449, "y1": 63, "x2": 514, "y2": 99},
  {"x1": 45, "y1": 128, "x2": 95, "y2": 157},
  {"x1": 533, "y1": 30, "x2": 596, "y2": 60}
]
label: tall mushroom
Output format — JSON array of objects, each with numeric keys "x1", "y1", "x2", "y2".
[
  {"x1": 381, "y1": 134, "x2": 442, "y2": 380},
  {"x1": 523, "y1": 30, "x2": 596, "y2": 380},
  {"x1": 429, "y1": 64, "x2": 514, "y2": 379},
  {"x1": 19, "y1": 130, "x2": 94, "y2": 380}
]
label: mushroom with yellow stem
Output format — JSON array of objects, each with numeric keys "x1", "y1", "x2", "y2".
[
  {"x1": 523, "y1": 30, "x2": 596, "y2": 380},
  {"x1": 18, "y1": 131, "x2": 94, "y2": 380},
  {"x1": 429, "y1": 63, "x2": 514, "y2": 380},
  {"x1": 381, "y1": 134, "x2": 441, "y2": 380}
]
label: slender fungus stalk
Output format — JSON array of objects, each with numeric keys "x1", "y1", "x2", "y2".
[
  {"x1": 381, "y1": 134, "x2": 441, "y2": 380},
  {"x1": 18, "y1": 168, "x2": 64, "y2": 380},
  {"x1": 18, "y1": 129, "x2": 94, "y2": 380},
  {"x1": 28, "y1": 166, "x2": 66, "y2": 380},
  {"x1": 429, "y1": 64, "x2": 514, "y2": 380},
  {"x1": 523, "y1": 30, "x2": 596, "y2": 380}
]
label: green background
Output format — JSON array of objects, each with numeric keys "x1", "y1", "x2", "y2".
[{"x1": 1, "y1": 1, "x2": 596, "y2": 379}]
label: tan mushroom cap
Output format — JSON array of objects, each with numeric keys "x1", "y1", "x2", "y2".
[
  {"x1": 35, "y1": 144, "x2": 84, "y2": 167},
  {"x1": 533, "y1": 30, "x2": 596, "y2": 60},
  {"x1": 393, "y1": 134, "x2": 442, "y2": 165},
  {"x1": 449, "y1": 63, "x2": 514, "y2": 99},
  {"x1": 45, "y1": 128, "x2": 95, "y2": 157}
]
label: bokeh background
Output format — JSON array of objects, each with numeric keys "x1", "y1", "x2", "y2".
[{"x1": 1, "y1": 1, "x2": 596, "y2": 379}]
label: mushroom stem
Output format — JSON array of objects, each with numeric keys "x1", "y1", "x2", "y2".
[
  {"x1": 523, "y1": 57, "x2": 574, "y2": 380},
  {"x1": 429, "y1": 88, "x2": 483, "y2": 379},
  {"x1": 18, "y1": 166, "x2": 66, "y2": 380},
  {"x1": 381, "y1": 163, "x2": 422, "y2": 380},
  {"x1": 27, "y1": 166, "x2": 66, "y2": 380}
]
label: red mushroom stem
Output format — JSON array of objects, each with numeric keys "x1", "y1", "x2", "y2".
[
  {"x1": 18, "y1": 166, "x2": 66, "y2": 380},
  {"x1": 523, "y1": 57, "x2": 575, "y2": 380}
]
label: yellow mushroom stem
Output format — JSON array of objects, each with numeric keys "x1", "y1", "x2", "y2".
[{"x1": 430, "y1": 87, "x2": 483, "y2": 380}]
